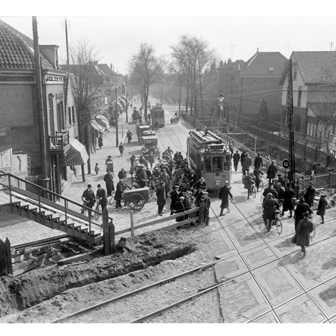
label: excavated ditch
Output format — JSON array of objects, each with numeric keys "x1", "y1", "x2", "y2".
[{"x1": 0, "y1": 230, "x2": 196, "y2": 319}]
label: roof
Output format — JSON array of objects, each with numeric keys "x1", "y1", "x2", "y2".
[
  {"x1": 292, "y1": 51, "x2": 336, "y2": 84},
  {"x1": 307, "y1": 102, "x2": 336, "y2": 118},
  {"x1": 0, "y1": 19, "x2": 55, "y2": 70},
  {"x1": 242, "y1": 51, "x2": 287, "y2": 76},
  {"x1": 97, "y1": 64, "x2": 117, "y2": 76}
]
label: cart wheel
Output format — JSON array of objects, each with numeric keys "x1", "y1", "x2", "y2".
[{"x1": 129, "y1": 193, "x2": 146, "y2": 210}]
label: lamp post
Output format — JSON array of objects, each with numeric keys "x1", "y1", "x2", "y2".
[{"x1": 115, "y1": 87, "x2": 119, "y2": 147}]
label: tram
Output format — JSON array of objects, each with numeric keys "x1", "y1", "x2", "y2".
[
  {"x1": 187, "y1": 130, "x2": 232, "y2": 191},
  {"x1": 150, "y1": 102, "x2": 165, "y2": 129}
]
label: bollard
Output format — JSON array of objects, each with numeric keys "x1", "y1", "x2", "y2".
[{"x1": 130, "y1": 211, "x2": 135, "y2": 237}]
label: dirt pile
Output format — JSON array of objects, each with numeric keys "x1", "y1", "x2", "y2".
[{"x1": 0, "y1": 230, "x2": 195, "y2": 318}]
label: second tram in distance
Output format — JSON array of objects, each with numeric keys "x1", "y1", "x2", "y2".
[
  {"x1": 150, "y1": 102, "x2": 165, "y2": 128},
  {"x1": 187, "y1": 130, "x2": 232, "y2": 191}
]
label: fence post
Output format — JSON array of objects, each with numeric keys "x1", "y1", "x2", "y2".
[
  {"x1": 0, "y1": 238, "x2": 12, "y2": 276},
  {"x1": 199, "y1": 204, "x2": 205, "y2": 225},
  {"x1": 130, "y1": 211, "x2": 135, "y2": 237},
  {"x1": 103, "y1": 208, "x2": 110, "y2": 255},
  {"x1": 108, "y1": 218, "x2": 115, "y2": 253}
]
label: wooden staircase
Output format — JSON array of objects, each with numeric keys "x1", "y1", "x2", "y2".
[{"x1": 0, "y1": 173, "x2": 107, "y2": 245}]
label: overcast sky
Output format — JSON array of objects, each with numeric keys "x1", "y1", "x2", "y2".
[{"x1": 2, "y1": 1, "x2": 336, "y2": 74}]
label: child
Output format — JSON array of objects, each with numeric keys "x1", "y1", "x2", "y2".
[{"x1": 94, "y1": 163, "x2": 100, "y2": 175}]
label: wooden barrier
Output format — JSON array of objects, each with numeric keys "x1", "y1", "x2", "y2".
[
  {"x1": 0, "y1": 238, "x2": 12, "y2": 276},
  {"x1": 103, "y1": 208, "x2": 115, "y2": 255}
]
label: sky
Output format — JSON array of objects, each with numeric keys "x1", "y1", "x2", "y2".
[{"x1": 1, "y1": 1, "x2": 336, "y2": 74}]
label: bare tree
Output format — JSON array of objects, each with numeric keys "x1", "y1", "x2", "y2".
[
  {"x1": 170, "y1": 34, "x2": 217, "y2": 121},
  {"x1": 128, "y1": 43, "x2": 165, "y2": 120},
  {"x1": 67, "y1": 39, "x2": 102, "y2": 173}
]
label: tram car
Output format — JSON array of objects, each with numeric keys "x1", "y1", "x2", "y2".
[
  {"x1": 187, "y1": 130, "x2": 232, "y2": 191},
  {"x1": 150, "y1": 102, "x2": 165, "y2": 128}
]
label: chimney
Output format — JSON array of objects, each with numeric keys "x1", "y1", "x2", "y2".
[
  {"x1": 219, "y1": 60, "x2": 224, "y2": 67},
  {"x1": 40, "y1": 45, "x2": 59, "y2": 70},
  {"x1": 257, "y1": 47, "x2": 259, "y2": 52}
]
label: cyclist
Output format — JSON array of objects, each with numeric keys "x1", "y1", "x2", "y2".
[
  {"x1": 263, "y1": 193, "x2": 280, "y2": 232},
  {"x1": 253, "y1": 166, "x2": 264, "y2": 191},
  {"x1": 262, "y1": 182, "x2": 278, "y2": 199},
  {"x1": 246, "y1": 173, "x2": 256, "y2": 199}
]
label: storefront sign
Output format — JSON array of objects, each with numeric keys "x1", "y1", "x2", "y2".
[{"x1": 0, "y1": 148, "x2": 12, "y2": 173}]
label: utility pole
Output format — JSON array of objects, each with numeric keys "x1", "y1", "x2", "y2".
[
  {"x1": 115, "y1": 87, "x2": 119, "y2": 147},
  {"x1": 32, "y1": 16, "x2": 49, "y2": 190},
  {"x1": 287, "y1": 58, "x2": 296, "y2": 187},
  {"x1": 125, "y1": 75, "x2": 128, "y2": 123}
]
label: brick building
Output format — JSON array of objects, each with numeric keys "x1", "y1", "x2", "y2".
[{"x1": 0, "y1": 19, "x2": 86, "y2": 195}]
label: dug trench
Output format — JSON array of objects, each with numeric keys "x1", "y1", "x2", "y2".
[{"x1": 0, "y1": 230, "x2": 196, "y2": 319}]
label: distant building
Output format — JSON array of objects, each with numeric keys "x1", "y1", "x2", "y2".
[
  {"x1": 0, "y1": 19, "x2": 86, "y2": 194},
  {"x1": 280, "y1": 51, "x2": 336, "y2": 152}
]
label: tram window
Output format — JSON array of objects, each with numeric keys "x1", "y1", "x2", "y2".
[
  {"x1": 189, "y1": 147, "x2": 197, "y2": 163},
  {"x1": 213, "y1": 157, "x2": 223, "y2": 172},
  {"x1": 223, "y1": 155, "x2": 231, "y2": 170},
  {"x1": 203, "y1": 156, "x2": 212, "y2": 172}
]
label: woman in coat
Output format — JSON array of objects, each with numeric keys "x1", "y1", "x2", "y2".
[
  {"x1": 175, "y1": 196, "x2": 186, "y2": 222},
  {"x1": 316, "y1": 194, "x2": 327, "y2": 224},
  {"x1": 263, "y1": 193, "x2": 280, "y2": 232},
  {"x1": 292, "y1": 212, "x2": 314, "y2": 257},
  {"x1": 304, "y1": 184, "x2": 316, "y2": 208}
]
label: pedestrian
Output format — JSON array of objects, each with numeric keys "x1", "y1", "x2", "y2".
[
  {"x1": 148, "y1": 152, "x2": 155, "y2": 169},
  {"x1": 94, "y1": 163, "x2": 100, "y2": 175},
  {"x1": 233, "y1": 150, "x2": 240, "y2": 172},
  {"x1": 170, "y1": 184, "x2": 181, "y2": 215},
  {"x1": 118, "y1": 168, "x2": 127, "y2": 180},
  {"x1": 137, "y1": 166, "x2": 148, "y2": 188},
  {"x1": 118, "y1": 142, "x2": 125, "y2": 157},
  {"x1": 240, "y1": 151, "x2": 247, "y2": 170},
  {"x1": 81, "y1": 184, "x2": 96, "y2": 216},
  {"x1": 98, "y1": 135, "x2": 103, "y2": 150},
  {"x1": 262, "y1": 182, "x2": 278, "y2": 199},
  {"x1": 156, "y1": 181, "x2": 166, "y2": 216},
  {"x1": 159, "y1": 168, "x2": 171, "y2": 197},
  {"x1": 292, "y1": 211, "x2": 314, "y2": 257},
  {"x1": 115, "y1": 179, "x2": 125, "y2": 208},
  {"x1": 304, "y1": 183, "x2": 316, "y2": 209},
  {"x1": 246, "y1": 173, "x2": 255, "y2": 199},
  {"x1": 316, "y1": 194, "x2": 327, "y2": 224},
  {"x1": 254, "y1": 153, "x2": 263, "y2": 169},
  {"x1": 130, "y1": 154, "x2": 136, "y2": 167},
  {"x1": 199, "y1": 191, "x2": 211, "y2": 225},
  {"x1": 96, "y1": 184, "x2": 108, "y2": 212},
  {"x1": 175, "y1": 196, "x2": 187, "y2": 222},
  {"x1": 294, "y1": 196, "x2": 313, "y2": 232},
  {"x1": 193, "y1": 177, "x2": 207, "y2": 190},
  {"x1": 105, "y1": 155, "x2": 114, "y2": 173},
  {"x1": 103, "y1": 170, "x2": 115, "y2": 197},
  {"x1": 242, "y1": 153, "x2": 252, "y2": 176},
  {"x1": 266, "y1": 161, "x2": 277, "y2": 184},
  {"x1": 126, "y1": 130, "x2": 132, "y2": 143},
  {"x1": 253, "y1": 166, "x2": 263, "y2": 191},
  {"x1": 262, "y1": 193, "x2": 280, "y2": 232},
  {"x1": 282, "y1": 183, "x2": 295, "y2": 218},
  {"x1": 219, "y1": 181, "x2": 233, "y2": 216}
]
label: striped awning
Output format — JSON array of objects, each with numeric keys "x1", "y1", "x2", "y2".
[
  {"x1": 95, "y1": 115, "x2": 110, "y2": 129},
  {"x1": 64, "y1": 139, "x2": 88, "y2": 166},
  {"x1": 118, "y1": 98, "x2": 126, "y2": 108},
  {"x1": 90, "y1": 120, "x2": 105, "y2": 132}
]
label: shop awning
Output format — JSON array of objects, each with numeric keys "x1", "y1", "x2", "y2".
[
  {"x1": 118, "y1": 98, "x2": 126, "y2": 108},
  {"x1": 64, "y1": 139, "x2": 88, "y2": 166},
  {"x1": 90, "y1": 120, "x2": 105, "y2": 132},
  {"x1": 95, "y1": 115, "x2": 110, "y2": 129}
]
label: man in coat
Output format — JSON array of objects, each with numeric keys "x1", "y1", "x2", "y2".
[
  {"x1": 118, "y1": 142, "x2": 125, "y2": 157},
  {"x1": 242, "y1": 153, "x2": 252, "y2": 176},
  {"x1": 254, "y1": 153, "x2": 263, "y2": 169},
  {"x1": 304, "y1": 183, "x2": 316, "y2": 208},
  {"x1": 137, "y1": 166, "x2": 148, "y2": 188},
  {"x1": 175, "y1": 196, "x2": 187, "y2": 222},
  {"x1": 118, "y1": 168, "x2": 127, "y2": 180},
  {"x1": 126, "y1": 130, "x2": 132, "y2": 143},
  {"x1": 240, "y1": 151, "x2": 247, "y2": 169},
  {"x1": 81, "y1": 184, "x2": 96, "y2": 216},
  {"x1": 294, "y1": 211, "x2": 314, "y2": 257},
  {"x1": 104, "y1": 170, "x2": 115, "y2": 197},
  {"x1": 262, "y1": 182, "x2": 278, "y2": 199},
  {"x1": 199, "y1": 191, "x2": 211, "y2": 225},
  {"x1": 156, "y1": 181, "x2": 166, "y2": 216},
  {"x1": 96, "y1": 184, "x2": 108, "y2": 212},
  {"x1": 115, "y1": 179, "x2": 126, "y2": 208},
  {"x1": 219, "y1": 181, "x2": 233, "y2": 216},
  {"x1": 281, "y1": 183, "x2": 295, "y2": 218},
  {"x1": 262, "y1": 193, "x2": 280, "y2": 232},
  {"x1": 266, "y1": 161, "x2": 277, "y2": 184},
  {"x1": 159, "y1": 168, "x2": 171, "y2": 197},
  {"x1": 253, "y1": 166, "x2": 263, "y2": 191},
  {"x1": 233, "y1": 150, "x2": 240, "y2": 172},
  {"x1": 294, "y1": 196, "x2": 313, "y2": 232}
]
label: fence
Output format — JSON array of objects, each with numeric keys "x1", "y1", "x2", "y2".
[
  {"x1": 0, "y1": 238, "x2": 12, "y2": 276},
  {"x1": 115, "y1": 205, "x2": 206, "y2": 237}
]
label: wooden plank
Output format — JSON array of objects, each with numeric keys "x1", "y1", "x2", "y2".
[
  {"x1": 151, "y1": 217, "x2": 199, "y2": 231},
  {"x1": 12, "y1": 234, "x2": 68, "y2": 250}
]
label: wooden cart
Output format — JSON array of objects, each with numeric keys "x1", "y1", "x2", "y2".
[{"x1": 123, "y1": 187, "x2": 150, "y2": 210}]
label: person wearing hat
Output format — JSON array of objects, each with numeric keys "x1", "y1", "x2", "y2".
[
  {"x1": 137, "y1": 166, "x2": 148, "y2": 188},
  {"x1": 199, "y1": 190, "x2": 211, "y2": 225},
  {"x1": 96, "y1": 184, "x2": 108, "y2": 212},
  {"x1": 262, "y1": 193, "x2": 280, "y2": 232},
  {"x1": 304, "y1": 183, "x2": 316, "y2": 209},
  {"x1": 115, "y1": 179, "x2": 126, "y2": 208},
  {"x1": 159, "y1": 167, "x2": 171, "y2": 197},
  {"x1": 170, "y1": 184, "x2": 181, "y2": 215},
  {"x1": 81, "y1": 184, "x2": 96, "y2": 216},
  {"x1": 294, "y1": 196, "x2": 313, "y2": 232},
  {"x1": 175, "y1": 196, "x2": 187, "y2": 222},
  {"x1": 282, "y1": 183, "x2": 295, "y2": 218},
  {"x1": 266, "y1": 161, "x2": 277, "y2": 184},
  {"x1": 254, "y1": 153, "x2": 263, "y2": 169},
  {"x1": 156, "y1": 181, "x2": 166, "y2": 216},
  {"x1": 253, "y1": 166, "x2": 264, "y2": 191},
  {"x1": 219, "y1": 181, "x2": 233, "y2": 216},
  {"x1": 316, "y1": 194, "x2": 328, "y2": 224},
  {"x1": 262, "y1": 182, "x2": 278, "y2": 199},
  {"x1": 242, "y1": 153, "x2": 252, "y2": 176},
  {"x1": 233, "y1": 150, "x2": 240, "y2": 172},
  {"x1": 104, "y1": 170, "x2": 115, "y2": 197},
  {"x1": 105, "y1": 155, "x2": 114, "y2": 173},
  {"x1": 292, "y1": 211, "x2": 314, "y2": 257},
  {"x1": 152, "y1": 166, "x2": 161, "y2": 179}
]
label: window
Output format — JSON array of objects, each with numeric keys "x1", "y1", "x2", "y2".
[
  {"x1": 203, "y1": 156, "x2": 212, "y2": 172},
  {"x1": 298, "y1": 86, "x2": 302, "y2": 107},
  {"x1": 72, "y1": 106, "x2": 75, "y2": 124},
  {"x1": 212, "y1": 157, "x2": 223, "y2": 172},
  {"x1": 293, "y1": 68, "x2": 297, "y2": 81},
  {"x1": 57, "y1": 101, "x2": 64, "y2": 131},
  {"x1": 68, "y1": 107, "x2": 72, "y2": 125},
  {"x1": 48, "y1": 94, "x2": 55, "y2": 137}
]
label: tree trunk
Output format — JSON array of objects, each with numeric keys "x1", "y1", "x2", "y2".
[
  {"x1": 144, "y1": 84, "x2": 148, "y2": 122},
  {"x1": 178, "y1": 84, "x2": 182, "y2": 113}
]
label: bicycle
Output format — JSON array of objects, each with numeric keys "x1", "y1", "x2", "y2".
[
  {"x1": 250, "y1": 184, "x2": 257, "y2": 199},
  {"x1": 267, "y1": 210, "x2": 283, "y2": 234}
]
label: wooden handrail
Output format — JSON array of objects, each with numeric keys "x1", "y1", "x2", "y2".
[{"x1": 0, "y1": 172, "x2": 111, "y2": 223}]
